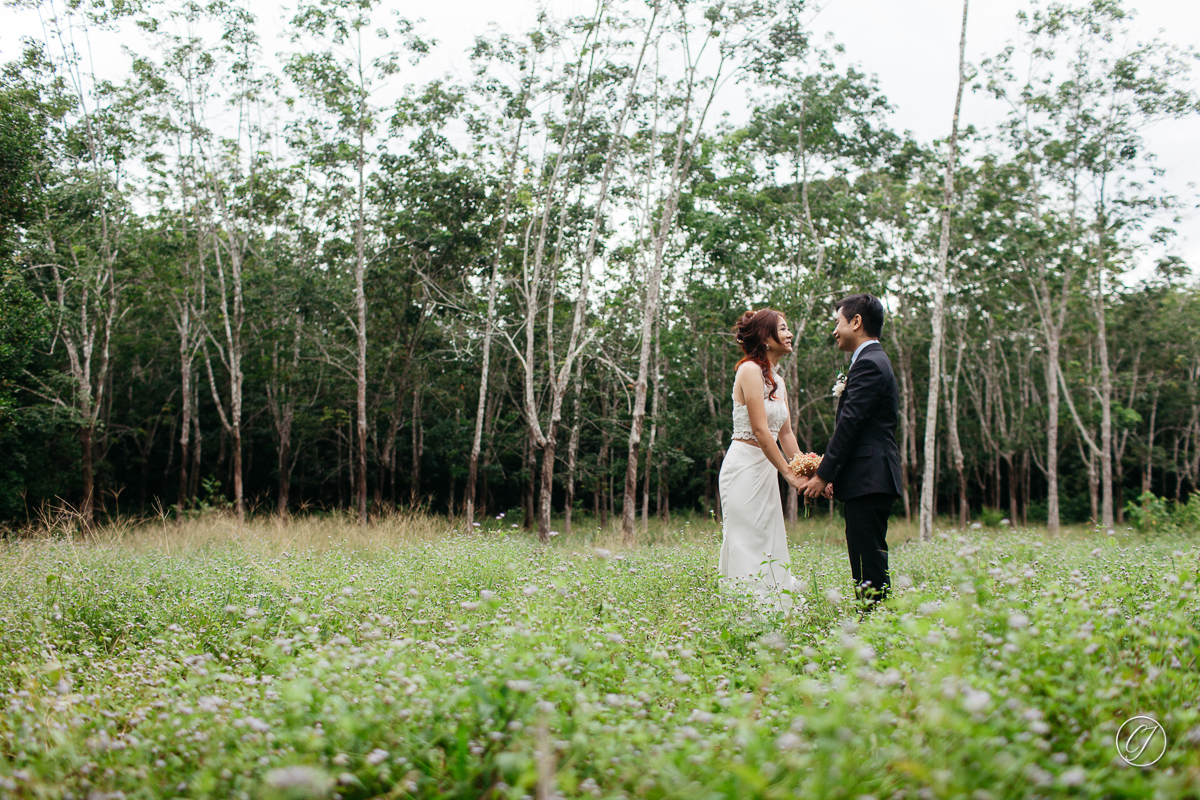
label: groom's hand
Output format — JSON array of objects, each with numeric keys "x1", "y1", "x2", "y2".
[{"x1": 804, "y1": 476, "x2": 828, "y2": 500}]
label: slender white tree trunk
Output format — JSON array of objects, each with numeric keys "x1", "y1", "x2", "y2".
[{"x1": 919, "y1": 0, "x2": 969, "y2": 541}]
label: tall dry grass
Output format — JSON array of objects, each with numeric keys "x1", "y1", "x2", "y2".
[{"x1": 3, "y1": 496, "x2": 1108, "y2": 558}]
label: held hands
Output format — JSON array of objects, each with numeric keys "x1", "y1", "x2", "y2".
[
  {"x1": 786, "y1": 472, "x2": 809, "y2": 494},
  {"x1": 803, "y1": 475, "x2": 830, "y2": 500}
]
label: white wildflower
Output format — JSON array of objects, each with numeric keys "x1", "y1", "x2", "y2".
[
  {"x1": 366, "y1": 749, "x2": 389, "y2": 766},
  {"x1": 1007, "y1": 613, "x2": 1030, "y2": 630},
  {"x1": 962, "y1": 689, "x2": 991, "y2": 713},
  {"x1": 776, "y1": 732, "x2": 803, "y2": 751},
  {"x1": 263, "y1": 766, "x2": 333, "y2": 796},
  {"x1": 244, "y1": 717, "x2": 270, "y2": 733},
  {"x1": 196, "y1": 695, "x2": 225, "y2": 714},
  {"x1": 1060, "y1": 767, "x2": 1086, "y2": 787}
]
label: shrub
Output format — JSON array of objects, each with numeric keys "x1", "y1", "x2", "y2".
[
  {"x1": 1125, "y1": 491, "x2": 1175, "y2": 533},
  {"x1": 978, "y1": 507, "x2": 1004, "y2": 528},
  {"x1": 1174, "y1": 493, "x2": 1200, "y2": 533}
]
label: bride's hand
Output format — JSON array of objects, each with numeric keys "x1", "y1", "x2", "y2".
[{"x1": 787, "y1": 472, "x2": 809, "y2": 494}]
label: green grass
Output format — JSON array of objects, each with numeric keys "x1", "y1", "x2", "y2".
[{"x1": 1, "y1": 514, "x2": 1199, "y2": 799}]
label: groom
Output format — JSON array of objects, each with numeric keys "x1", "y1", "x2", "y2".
[{"x1": 804, "y1": 293, "x2": 903, "y2": 606}]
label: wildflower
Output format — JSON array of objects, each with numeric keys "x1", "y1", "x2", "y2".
[
  {"x1": 460, "y1": 601, "x2": 480, "y2": 611},
  {"x1": 197, "y1": 696, "x2": 224, "y2": 713},
  {"x1": 366, "y1": 749, "x2": 389, "y2": 766},
  {"x1": 673, "y1": 672, "x2": 691, "y2": 684},
  {"x1": 522, "y1": 585, "x2": 538, "y2": 597},
  {"x1": 340, "y1": 587, "x2": 354, "y2": 597},
  {"x1": 263, "y1": 766, "x2": 333, "y2": 796},
  {"x1": 1008, "y1": 613, "x2": 1030, "y2": 630},
  {"x1": 480, "y1": 590, "x2": 496, "y2": 601},
  {"x1": 962, "y1": 689, "x2": 990, "y2": 713},
  {"x1": 594, "y1": 548, "x2": 613, "y2": 560},
  {"x1": 506, "y1": 680, "x2": 534, "y2": 692},
  {"x1": 1060, "y1": 767, "x2": 1086, "y2": 787},
  {"x1": 549, "y1": 530, "x2": 560, "y2": 537},
  {"x1": 472, "y1": 522, "x2": 481, "y2": 527},
  {"x1": 243, "y1": 717, "x2": 270, "y2": 733},
  {"x1": 776, "y1": 732, "x2": 803, "y2": 751}
]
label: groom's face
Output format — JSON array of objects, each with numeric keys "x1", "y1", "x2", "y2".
[{"x1": 832, "y1": 309, "x2": 860, "y2": 353}]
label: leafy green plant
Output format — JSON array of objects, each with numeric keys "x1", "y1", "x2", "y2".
[
  {"x1": 978, "y1": 506, "x2": 1005, "y2": 528},
  {"x1": 1124, "y1": 491, "x2": 1175, "y2": 533},
  {"x1": 1174, "y1": 493, "x2": 1200, "y2": 532}
]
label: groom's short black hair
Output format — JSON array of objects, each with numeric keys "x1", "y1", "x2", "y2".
[{"x1": 836, "y1": 293, "x2": 885, "y2": 338}]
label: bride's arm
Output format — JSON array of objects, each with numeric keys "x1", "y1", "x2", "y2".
[
  {"x1": 777, "y1": 388, "x2": 801, "y2": 461},
  {"x1": 735, "y1": 365, "x2": 806, "y2": 491}
]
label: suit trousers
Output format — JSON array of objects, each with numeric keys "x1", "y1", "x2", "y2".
[{"x1": 843, "y1": 493, "x2": 895, "y2": 603}]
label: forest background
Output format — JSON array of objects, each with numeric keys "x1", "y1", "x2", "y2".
[{"x1": 2, "y1": 0, "x2": 1200, "y2": 542}]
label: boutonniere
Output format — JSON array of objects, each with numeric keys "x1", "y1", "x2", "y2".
[{"x1": 831, "y1": 372, "x2": 847, "y2": 399}]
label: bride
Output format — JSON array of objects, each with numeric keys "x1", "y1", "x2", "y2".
[{"x1": 719, "y1": 309, "x2": 809, "y2": 612}]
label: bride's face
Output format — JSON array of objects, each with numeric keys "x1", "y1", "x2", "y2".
[{"x1": 773, "y1": 317, "x2": 794, "y2": 354}]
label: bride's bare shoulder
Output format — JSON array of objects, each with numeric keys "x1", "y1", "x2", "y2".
[{"x1": 734, "y1": 361, "x2": 763, "y2": 382}]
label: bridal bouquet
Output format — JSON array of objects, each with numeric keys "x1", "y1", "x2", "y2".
[
  {"x1": 788, "y1": 452, "x2": 823, "y2": 477},
  {"x1": 789, "y1": 452, "x2": 824, "y2": 517}
]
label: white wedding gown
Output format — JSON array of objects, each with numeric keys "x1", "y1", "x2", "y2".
[{"x1": 718, "y1": 368, "x2": 801, "y2": 613}]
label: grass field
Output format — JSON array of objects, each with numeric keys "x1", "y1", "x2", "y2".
[{"x1": 1, "y1": 513, "x2": 1198, "y2": 799}]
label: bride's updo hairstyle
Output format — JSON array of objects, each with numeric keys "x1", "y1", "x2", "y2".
[{"x1": 733, "y1": 309, "x2": 783, "y2": 401}]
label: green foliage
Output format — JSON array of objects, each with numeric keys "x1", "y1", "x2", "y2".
[
  {"x1": 978, "y1": 506, "x2": 1005, "y2": 528},
  {"x1": 1125, "y1": 491, "x2": 1175, "y2": 534},
  {"x1": 1173, "y1": 494, "x2": 1200, "y2": 533},
  {"x1": 2, "y1": 525, "x2": 1199, "y2": 796}
]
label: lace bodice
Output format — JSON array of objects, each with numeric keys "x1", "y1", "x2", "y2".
[{"x1": 732, "y1": 369, "x2": 788, "y2": 444}]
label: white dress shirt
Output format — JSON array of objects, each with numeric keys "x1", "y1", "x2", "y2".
[{"x1": 851, "y1": 338, "x2": 880, "y2": 366}]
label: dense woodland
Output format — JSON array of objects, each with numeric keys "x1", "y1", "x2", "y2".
[{"x1": 1, "y1": 0, "x2": 1199, "y2": 540}]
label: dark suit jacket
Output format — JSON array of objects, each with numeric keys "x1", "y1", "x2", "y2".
[{"x1": 815, "y1": 342, "x2": 903, "y2": 501}]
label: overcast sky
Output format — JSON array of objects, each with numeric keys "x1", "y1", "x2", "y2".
[{"x1": 4, "y1": 0, "x2": 1199, "y2": 277}]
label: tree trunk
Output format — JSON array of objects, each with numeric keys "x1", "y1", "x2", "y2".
[
  {"x1": 80, "y1": 424, "x2": 95, "y2": 527},
  {"x1": 564, "y1": 357, "x2": 584, "y2": 536},
  {"x1": 1095, "y1": 242, "x2": 1114, "y2": 528},
  {"x1": 178, "y1": 364, "x2": 191, "y2": 517},
  {"x1": 598, "y1": 390, "x2": 610, "y2": 529},
  {"x1": 943, "y1": 342, "x2": 968, "y2": 528},
  {"x1": 410, "y1": 386, "x2": 422, "y2": 506},
  {"x1": 524, "y1": 429, "x2": 537, "y2": 530},
  {"x1": 919, "y1": 0, "x2": 969, "y2": 541},
  {"x1": 895, "y1": 329, "x2": 912, "y2": 522},
  {"x1": 278, "y1": 426, "x2": 291, "y2": 520},
  {"x1": 1144, "y1": 385, "x2": 1158, "y2": 494},
  {"x1": 466, "y1": 113, "x2": 525, "y2": 524},
  {"x1": 1045, "y1": 335, "x2": 1062, "y2": 534}
]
